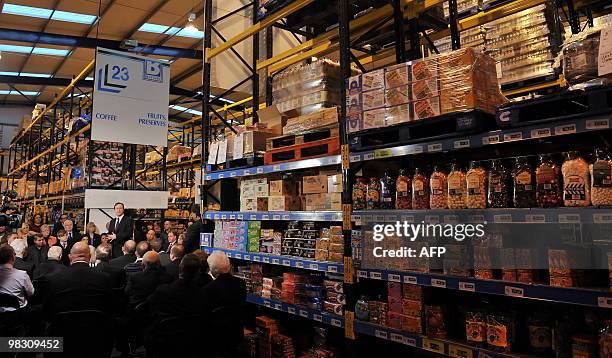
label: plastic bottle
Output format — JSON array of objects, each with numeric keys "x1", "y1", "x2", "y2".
[
  {"x1": 395, "y1": 169, "x2": 411, "y2": 209},
  {"x1": 488, "y1": 159, "x2": 510, "y2": 208},
  {"x1": 513, "y1": 156, "x2": 537, "y2": 208},
  {"x1": 562, "y1": 151, "x2": 591, "y2": 207}
]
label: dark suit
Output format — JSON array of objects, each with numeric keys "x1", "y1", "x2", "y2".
[
  {"x1": 125, "y1": 268, "x2": 171, "y2": 309},
  {"x1": 109, "y1": 253, "x2": 136, "y2": 269},
  {"x1": 163, "y1": 260, "x2": 179, "y2": 280},
  {"x1": 43, "y1": 262, "x2": 113, "y2": 317},
  {"x1": 201, "y1": 273, "x2": 246, "y2": 312},
  {"x1": 33, "y1": 260, "x2": 67, "y2": 280},
  {"x1": 14, "y1": 257, "x2": 34, "y2": 278},
  {"x1": 108, "y1": 216, "x2": 134, "y2": 258},
  {"x1": 184, "y1": 220, "x2": 202, "y2": 253},
  {"x1": 158, "y1": 252, "x2": 171, "y2": 266},
  {"x1": 147, "y1": 279, "x2": 204, "y2": 322},
  {"x1": 26, "y1": 245, "x2": 48, "y2": 268},
  {"x1": 124, "y1": 260, "x2": 144, "y2": 277},
  {"x1": 95, "y1": 261, "x2": 126, "y2": 288},
  {"x1": 53, "y1": 242, "x2": 72, "y2": 266},
  {"x1": 83, "y1": 233, "x2": 102, "y2": 248},
  {"x1": 65, "y1": 229, "x2": 81, "y2": 246}
]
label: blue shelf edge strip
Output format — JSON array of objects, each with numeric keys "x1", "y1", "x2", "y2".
[
  {"x1": 349, "y1": 116, "x2": 610, "y2": 163},
  {"x1": 203, "y1": 211, "x2": 342, "y2": 222},
  {"x1": 201, "y1": 246, "x2": 343, "y2": 274},
  {"x1": 352, "y1": 208, "x2": 612, "y2": 224},
  {"x1": 246, "y1": 294, "x2": 344, "y2": 328},
  {"x1": 353, "y1": 320, "x2": 533, "y2": 358},
  {"x1": 356, "y1": 267, "x2": 612, "y2": 308},
  {"x1": 205, "y1": 155, "x2": 341, "y2": 180}
]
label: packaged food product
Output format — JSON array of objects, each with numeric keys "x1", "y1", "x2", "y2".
[
  {"x1": 347, "y1": 113, "x2": 363, "y2": 133},
  {"x1": 512, "y1": 156, "x2": 537, "y2": 208},
  {"x1": 562, "y1": 31, "x2": 601, "y2": 85},
  {"x1": 448, "y1": 163, "x2": 467, "y2": 209},
  {"x1": 429, "y1": 165, "x2": 448, "y2": 209},
  {"x1": 385, "y1": 63, "x2": 411, "y2": 88},
  {"x1": 425, "y1": 305, "x2": 446, "y2": 338},
  {"x1": 362, "y1": 108, "x2": 386, "y2": 130},
  {"x1": 395, "y1": 169, "x2": 412, "y2": 209},
  {"x1": 411, "y1": 79, "x2": 439, "y2": 101},
  {"x1": 590, "y1": 148, "x2": 612, "y2": 207},
  {"x1": 411, "y1": 59, "x2": 438, "y2": 81},
  {"x1": 600, "y1": 320, "x2": 612, "y2": 358},
  {"x1": 362, "y1": 69, "x2": 385, "y2": 91},
  {"x1": 536, "y1": 154, "x2": 562, "y2": 207},
  {"x1": 412, "y1": 168, "x2": 430, "y2": 210},
  {"x1": 367, "y1": 177, "x2": 381, "y2": 210},
  {"x1": 562, "y1": 151, "x2": 591, "y2": 207},
  {"x1": 385, "y1": 85, "x2": 410, "y2": 106},
  {"x1": 352, "y1": 177, "x2": 367, "y2": 210},
  {"x1": 362, "y1": 89, "x2": 385, "y2": 111},
  {"x1": 466, "y1": 311, "x2": 487, "y2": 346},
  {"x1": 466, "y1": 161, "x2": 487, "y2": 209},
  {"x1": 528, "y1": 314, "x2": 552, "y2": 354},
  {"x1": 380, "y1": 171, "x2": 396, "y2": 209},
  {"x1": 385, "y1": 104, "x2": 412, "y2": 126},
  {"x1": 486, "y1": 313, "x2": 515, "y2": 352},
  {"x1": 413, "y1": 96, "x2": 441, "y2": 120},
  {"x1": 347, "y1": 74, "x2": 361, "y2": 95},
  {"x1": 572, "y1": 335, "x2": 598, "y2": 358},
  {"x1": 488, "y1": 159, "x2": 510, "y2": 208},
  {"x1": 355, "y1": 296, "x2": 370, "y2": 321}
]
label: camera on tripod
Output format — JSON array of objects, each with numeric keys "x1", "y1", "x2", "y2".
[{"x1": 0, "y1": 190, "x2": 22, "y2": 228}]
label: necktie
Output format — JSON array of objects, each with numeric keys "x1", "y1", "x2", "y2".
[
  {"x1": 68, "y1": 233, "x2": 72, "y2": 241},
  {"x1": 115, "y1": 217, "x2": 120, "y2": 231}
]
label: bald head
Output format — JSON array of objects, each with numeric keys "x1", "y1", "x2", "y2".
[
  {"x1": 69, "y1": 241, "x2": 91, "y2": 264},
  {"x1": 123, "y1": 240, "x2": 136, "y2": 255},
  {"x1": 47, "y1": 246, "x2": 63, "y2": 261},
  {"x1": 142, "y1": 251, "x2": 160, "y2": 271}
]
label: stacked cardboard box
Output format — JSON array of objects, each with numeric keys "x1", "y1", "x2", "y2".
[
  {"x1": 260, "y1": 229, "x2": 282, "y2": 254},
  {"x1": 271, "y1": 334, "x2": 295, "y2": 358},
  {"x1": 256, "y1": 316, "x2": 280, "y2": 358},
  {"x1": 247, "y1": 221, "x2": 261, "y2": 252},
  {"x1": 211, "y1": 220, "x2": 248, "y2": 251},
  {"x1": 262, "y1": 276, "x2": 283, "y2": 299},
  {"x1": 316, "y1": 226, "x2": 343, "y2": 263},
  {"x1": 302, "y1": 174, "x2": 342, "y2": 211},
  {"x1": 281, "y1": 221, "x2": 316, "y2": 259},
  {"x1": 268, "y1": 178, "x2": 300, "y2": 211},
  {"x1": 323, "y1": 279, "x2": 345, "y2": 316},
  {"x1": 280, "y1": 272, "x2": 308, "y2": 305},
  {"x1": 240, "y1": 178, "x2": 269, "y2": 211},
  {"x1": 282, "y1": 107, "x2": 339, "y2": 135}
]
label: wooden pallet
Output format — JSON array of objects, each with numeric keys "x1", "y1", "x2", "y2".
[
  {"x1": 349, "y1": 110, "x2": 494, "y2": 152},
  {"x1": 496, "y1": 84, "x2": 612, "y2": 128},
  {"x1": 264, "y1": 137, "x2": 340, "y2": 165},
  {"x1": 266, "y1": 126, "x2": 339, "y2": 151}
]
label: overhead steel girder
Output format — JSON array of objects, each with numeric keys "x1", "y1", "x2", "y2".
[
  {"x1": 0, "y1": 28, "x2": 203, "y2": 59},
  {"x1": 0, "y1": 75, "x2": 242, "y2": 108}
]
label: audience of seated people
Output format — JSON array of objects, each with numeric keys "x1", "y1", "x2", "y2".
[{"x1": 0, "y1": 211, "x2": 244, "y2": 358}]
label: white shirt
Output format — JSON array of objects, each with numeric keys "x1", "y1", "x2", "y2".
[{"x1": 0, "y1": 264, "x2": 34, "y2": 312}]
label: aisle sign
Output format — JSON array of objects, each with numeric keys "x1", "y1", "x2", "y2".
[{"x1": 92, "y1": 47, "x2": 170, "y2": 146}]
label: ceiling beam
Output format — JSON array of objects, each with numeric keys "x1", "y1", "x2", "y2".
[
  {"x1": 123, "y1": 0, "x2": 173, "y2": 40},
  {"x1": 0, "y1": 28, "x2": 203, "y2": 59}
]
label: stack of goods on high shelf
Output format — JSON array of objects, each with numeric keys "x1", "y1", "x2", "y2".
[
  {"x1": 238, "y1": 171, "x2": 342, "y2": 212},
  {"x1": 83, "y1": 140, "x2": 125, "y2": 188},
  {"x1": 442, "y1": 0, "x2": 479, "y2": 18},
  {"x1": 164, "y1": 208, "x2": 190, "y2": 219},
  {"x1": 347, "y1": 47, "x2": 505, "y2": 133},
  {"x1": 167, "y1": 144, "x2": 192, "y2": 163},
  {"x1": 433, "y1": 27, "x2": 486, "y2": 54}
]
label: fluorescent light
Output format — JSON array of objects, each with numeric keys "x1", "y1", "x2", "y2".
[
  {"x1": 0, "y1": 90, "x2": 39, "y2": 96},
  {"x1": 2, "y1": 3, "x2": 97, "y2": 24},
  {"x1": 0, "y1": 44, "x2": 70, "y2": 56},
  {"x1": 169, "y1": 105, "x2": 202, "y2": 116},
  {"x1": 85, "y1": 77, "x2": 94, "y2": 81},
  {"x1": 22, "y1": 72, "x2": 52, "y2": 78},
  {"x1": 139, "y1": 22, "x2": 203, "y2": 39}
]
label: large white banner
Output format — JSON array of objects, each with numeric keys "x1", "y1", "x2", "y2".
[{"x1": 92, "y1": 47, "x2": 170, "y2": 146}]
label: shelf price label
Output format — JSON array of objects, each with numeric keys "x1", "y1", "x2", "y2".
[
  {"x1": 449, "y1": 344, "x2": 473, "y2": 358},
  {"x1": 388, "y1": 274, "x2": 401, "y2": 282},
  {"x1": 374, "y1": 330, "x2": 388, "y2": 339},
  {"x1": 263, "y1": 300, "x2": 271, "y2": 307},
  {"x1": 218, "y1": 174, "x2": 225, "y2": 179},
  {"x1": 586, "y1": 118, "x2": 609, "y2": 130},
  {"x1": 401, "y1": 215, "x2": 415, "y2": 223},
  {"x1": 404, "y1": 275, "x2": 417, "y2": 284},
  {"x1": 444, "y1": 215, "x2": 459, "y2": 224},
  {"x1": 454, "y1": 139, "x2": 470, "y2": 149},
  {"x1": 331, "y1": 318, "x2": 342, "y2": 327},
  {"x1": 503, "y1": 132, "x2": 523, "y2": 142},
  {"x1": 357, "y1": 270, "x2": 368, "y2": 278},
  {"x1": 531, "y1": 128, "x2": 551, "y2": 138},
  {"x1": 350, "y1": 154, "x2": 360, "y2": 162},
  {"x1": 243, "y1": 169, "x2": 251, "y2": 175},
  {"x1": 525, "y1": 214, "x2": 546, "y2": 223},
  {"x1": 243, "y1": 254, "x2": 251, "y2": 260},
  {"x1": 555, "y1": 123, "x2": 576, "y2": 135},
  {"x1": 405, "y1": 337, "x2": 417, "y2": 347},
  {"x1": 229, "y1": 214, "x2": 236, "y2": 220},
  {"x1": 493, "y1": 214, "x2": 512, "y2": 223},
  {"x1": 374, "y1": 148, "x2": 392, "y2": 159},
  {"x1": 256, "y1": 167, "x2": 264, "y2": 174},
  {"x1": 262, "y1": 214, "x2": 269, "y2": 220},
  {"x1": 253, "y1": 256, "x2": 261, "y2": 262},
  {"x1": 272, "y1": 165, "x2": 281, "y2": 172},
  {"x1": 385, "y1": 215, "x2": 398, "y2": 222},
  {"x1": 309, "y1": 263, "x2": 319, "y2": 270},
  {"x1": 389, "y1": 333, "x2": 405, "y2": 344},
  {"x1": 295, "y1": 261, "x2": 304, "y2": 268},
  {"x1": 249, "y1": 215, "x2": 257, "y2": 220},
  {"x1": 422, "y1": 339, "x2": 445, "y2": 354},
  {"x1": 425, "y1": 215, "x2": 439, "y2": 224},
  {"x1": 283, "y1": 214, "x2": 290, "y2": 220},
  {"x1": 370, "y1": 271, "x2": 382, "y2": 280},
  {"x1": 559, "y1": 214, "x2": 580, "y2": 223},
  {"x1": 482, "y1": 134, "x2": 499, "y2": 145},
  {"x1": 272, "y1": 214, "x2": 281, "y2": 220},
  {"x1": 288, "y1": 307, "x2": 296, "y2": 314},
  {"x1": 459, "y1": 282, "x2": 475, "y2": 292},
  {"x1": 598, "y1": 297, "x2": 612, "y2": 308},
  {"x1": 299, "y1": 310, "x2": 309, "y2": 318},
  {"x1": 237, "y1": 214, "x2": 244, "y2": 220},
  {"x1": 427, "y1": 143, "x2": 443, "y2": 152},
  {"x1": 431, "y1": 278, "x2": 446, "y2": 288},
  {"x1": 235, "y1": 253, "x2": 242, "y2": 259},
  {"x1": 468, "y1": 215, "x2": 485, "y2": 223},
  {"x1": 374, "y1": 215, "x2": 385, "y2": 222},
  {"x1": 327, "y1": 265, "x2": 338, "y2": 273},
  {"x1": 272, "y1": 258, "x2": 280, "y2": 265},
  {"x1": 221, "y1": 214, "x2": 227, "y2": 220},
  {"x1": 229, "y1": 171, "x2": 237, "y2": 177},
  {"x1": 363, "y1": 152, "x2": 375, "y2": 161},
  {"x1": 505, "y1": 286, "x2": 524, "y2": 297},
  {"x1": 408, "y1": 145, "x2": 423, "y2": 154},
  {"x1": 593, "y1": 214, "x2": 612, "y2": 223},
  {"x1": 274, "y1": 303, "x2": 282, "y2": 310},
  {"x1": 262, "y1": 257, "x2": 270, "y2": 263},
  {"x1": 313, "y1": 314, "x2": 323, "y2": 322}
]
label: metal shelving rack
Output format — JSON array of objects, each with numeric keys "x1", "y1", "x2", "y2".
[{"x1": 198, "y1": 0, "x2": 612, "y2": 355}]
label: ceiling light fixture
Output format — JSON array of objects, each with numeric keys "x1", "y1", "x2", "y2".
[{"x1": 184, "y1": 12, "x2": 198, "y2": 33}]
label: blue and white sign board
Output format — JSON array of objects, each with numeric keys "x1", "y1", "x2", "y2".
[{"x1": 92, "y1": 47, "x2": 170, "y2": 146}]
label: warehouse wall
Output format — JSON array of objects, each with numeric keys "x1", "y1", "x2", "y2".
[
  {"x1": 211, "y1": 0, "x2": 303, "y2": 94},
  {"x1": 0, "y1": 105, "x2": 31, "y2": 176}
]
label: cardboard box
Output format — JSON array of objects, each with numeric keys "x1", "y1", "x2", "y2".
[
  {"x1": 242, "y1": 131, "x2": 276, "y2": 156},
  {"x1": 254, "y1": 183, "x2": 269, "y2": 198},
  {"x1": 385, "y1": 85, "x2": 411, "y2": 107},
  {"x1": 411, "y1": 79, "x2": 439, "y2": 101},
  {"x1": 386, "y1": 104, "x2": 412, "y2": 126},
  {"x1": 282, "y1": 107, "x2": 339, "y2": 135},
  {"x1": 269, "y1": 179, "x2": 296, "y2": 196},
  {"x1": 268, "y1": 196, "x2": 300, "y2": 211},
  {"x1": 362, "y1": 89, "x2": 385, "y2": 111},
  {"x1": 362, "y1": 69, "x2": 385, "y2": 91},
  {"x1": 327, "y1": 174, "x2": 343, "y2": 193},
  {"x1": 413, "y1": 96, "x2": 441, "y2": 120},
  {"x1": 363, "y1": 108, "x2": 386, "y2": 130},
  {"x1": 347, "y1": 74, "x2": 362, "y2": 94},
  {"x1": 385, "y1": 63, "x2": 411, "y2": 88},
  {"x1": 304, "y1": 193, "x2": 326, "y2": 210},
  {"x1": 411, "y1": 58, "x2": 438, "y2": 81},
  {"x1": 256, "y1": 105, "x2": 285, "y2": 134},
  {"x1": 325, "y1": 192, "x2": 342, "y2": 210},
  {"x1": 303, "y1": 175, "x2": 328, "y2": 194},
  {"x1": 347, "y1": 113, "x2": 363, "y2": 133},
  {"x1": 241, "y1": 197, "x2": 268, "y2": 211}
]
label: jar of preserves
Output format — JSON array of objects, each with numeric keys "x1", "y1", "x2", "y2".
[
  {"x1": 352, "y1": 177, "x2": 367, "y2": 210},
  {"x1": 367, "y1": 177, "x2": 381, "y2": 210},
  {"x1": 395, "y1": 169, "x2": 412, "y2": 209},
  {"x1": 528, "y1": 314, "x2": 552, "y2": 355},
  {"x1": 412, "y1": 168, "x2": 429, "y2": 210},
  {"x1": 591, "y1": 148, "x2": 612, "y2": 207},
  {"x1": 600, "y1": 320, "x2": 612, "y2": 358},
  {"x1": 466, "y1": 311, "x2": 486, "y2": 347},
  {"x1": 536, "y1": 154, "x2": 562, "y2": 207},
  {"x1": 430, "y1": 166, "x2": 448, "y2": 209},
  {"x1": 562, "y1": 151, "x2": 591, "y2": 207},
  {"x1": 380, "y1": 171, "x2": 396, "y2": 209},
  {"x1": 488, "y1": 159, "x2": 510, "y2": 208},
  {"x1": 466, "y1": 161, "x2": 487, "y2": 209},
  {"x1": 513, "y1": 156, "x2": 537, "y2": 208},
  {"x1": 448, "y1": 163, "x2": 467, "y2": 209}
]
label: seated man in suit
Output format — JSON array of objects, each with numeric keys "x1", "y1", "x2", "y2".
[
  {"x1": 109, "y1": 240, "x2": 137, "y2": 269},
  {"x1": 33, "y1": 246, "x2": 66, "y2": 280},
  {"x1": 62, "y1": 220, "x2": 80, "y2": 247},
  {"x1": 94, "y1": 243, "x2": 125, "y2": 289},
  {"x1": 124, "y1": 241, "x2": 150, "y2": 277},
  {"x1": 10, "y1": 239, "x2": 33, "y2": 278},
  {"x1": 0, "y1": 244, "x2": 34, "y2": 312},
  {"x1": 163, "y1": 244, "x2": 184, "y2": 280},
  {"x1": 201, "y1": 251, "x2": 247, "y2": 355},
  {"x1": 54, "y1": 230, "x2": 71, "y2": 266},
  {"x1": 26, "y1": 234, "x2": 48, "y2": 269},
  {"x1": 43, "y1": 241, "x2": 113, "y2": 318},
  {"x1": 125, "y1": 251, "x2": 171, "y2": 311}
]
